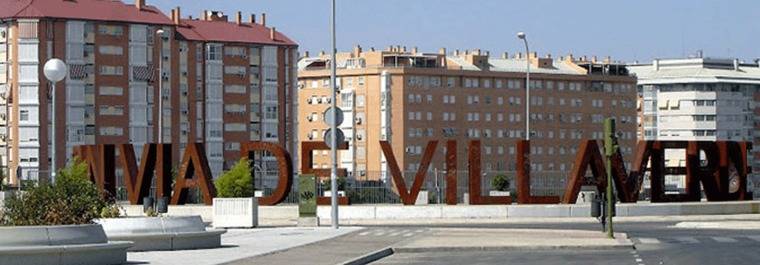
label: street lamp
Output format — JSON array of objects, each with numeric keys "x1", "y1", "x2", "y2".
[
  {"x1": 329, "y1": 0, "x2": 339, "y2": 229},
  {"x1": 156, "y1": 28, "x2": 165, "y2": 144},
  {"x1": 517, "y1": 31, "x2": 530, "y2": 141},
  {"x1": 43, "y1": 58, "x2": 67, "y2": 183}
]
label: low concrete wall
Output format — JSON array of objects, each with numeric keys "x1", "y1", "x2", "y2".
[
  {"x1": 121, "y1": 201, "x2": 760, "y2": 224},
  {"x1": 0, "y1": 224, "x2": 132, "y2": 265}
]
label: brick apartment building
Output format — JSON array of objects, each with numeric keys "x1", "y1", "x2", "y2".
[
  {"x1": 0, "y1": 0, "x2": 297, "y2": 185},
  {"x1": 298, "y1": 46, "x2": 637, "y2": 187}
]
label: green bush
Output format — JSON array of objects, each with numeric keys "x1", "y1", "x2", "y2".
[
  {"x1": 491, "y1": 175, "x2": 511, "y2": 192},
  {"x1": 0, "y1": 159, "x2": 117, "y2": 226},
  {"x1": 320, "y1": 176, "x2": 347, "y2": 191},
  {"x1": 214, "y1": 158, "x2": 254, "y2": 198}
]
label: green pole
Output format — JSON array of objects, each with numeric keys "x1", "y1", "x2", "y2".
[{"x1": 603, "y1": 118, "x2": 615, "y2": 239}]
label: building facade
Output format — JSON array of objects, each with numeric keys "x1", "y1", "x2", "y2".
[
  {"x1": 629, "y1": 57, "x2": 760, "y2": 194},
  {"x1": 0, "y1": 0, "x2": 297, "y2": 185},
  {"x1": 298, "y1": 46, "x2": 637, "y2": 193}
]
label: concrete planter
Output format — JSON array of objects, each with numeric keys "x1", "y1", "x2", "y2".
[
  {"x1": 97, "y1": 216, "x2": 225, "y2": 251},
  {"x1": 0, "y1": 224, "x2": 132, "y2": 265},
  {"x1": 323, "y1": 191, "x2": 347, "y2": 197},
  {"x1": 488, "y1": 191, "x2": 511, "y2": 197},
  {"x1": 213, "y1": 197, "x2": 258, "y2": 228},
  {"x1": 415, "y1": 191, "x2": 429, "y2": 205}
]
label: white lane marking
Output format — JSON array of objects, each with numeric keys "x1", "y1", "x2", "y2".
[
  {"x1": 712, "y1": 237, "x2": 738, "y2": 243},
  {"x1": 638, "y1": 238, "x2": 661, "y2": 244},
  {"x1": 372, "y1": 230, "x2": 386, "y2": 236},
  {"x1": 415, "y1": 229, "x2": 424, "y2": 233},
  {"x1": 674, "y1": 237, "x2": 700, "y2": 244},
  {"x1": 389, "y1": 231, "x2": 402, "y2": 236},
  {"x1": 358, "y1": 231, "x2": 370, "y2": 236},
  {"x1": 403, "y1": 233, "x2": 414, "y2": 237},
  {"x1": 636, "y1": 258, "x2": 643, "y2": 262},
  {"x1": 746, "y1": 235, "x2": 760, "y2": 242}
]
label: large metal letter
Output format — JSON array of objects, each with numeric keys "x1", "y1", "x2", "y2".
[
  {"x1": 170, "y1": 143, "x2": 216, "y2": 205},
  {"x1": 379, "y1": 140, "x2": 438, "y2": 205},
  {"x1": 300, "y1": 141, "x2": 349, "y2": 205},
  {"x1": 468, "y1": 140, "x2": 511, "y2": 204},
  {"x1": 445, "y1": 140, "x2": 458, "y2": 205},
  {"x1": 516, "y1": 140, "x2": 560, "y2": 204},
  {"x1": 241, "y1": 141, "x2": 293, "y2": 206}
]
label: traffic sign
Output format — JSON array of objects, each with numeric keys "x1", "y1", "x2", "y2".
[
  {"x1": 323, "y1": 106, "x2": 344, "y2": 127},
  {"x1": 323, "y1": 128, "x2": 345, "y2": 149}
]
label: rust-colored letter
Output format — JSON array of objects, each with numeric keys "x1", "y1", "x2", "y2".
[
  {"x1": 379, "y1": 140, "x2": 438, "y2": 205},
  {"x1": 242, "y1": 141, "x2": 293, "y2": 206},
  {"x1": 171, "y1": 143, "x2": 216, "y2": 205},
  {"x1": 516, "y1": 140, "x2": 560, "y2": 204},
  {"x1": 468, "y1": 140, "x2": 511, "y2": 204},
  {"x1": 300, "y1": 141, "x2": 349, "y2": 205}
]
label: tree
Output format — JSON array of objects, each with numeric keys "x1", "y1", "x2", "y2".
[{"x1": 214, "y1": 158, "x2": 254, "y2": 198}]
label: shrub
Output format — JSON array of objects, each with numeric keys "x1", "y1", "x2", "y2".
[
  {"x1": 214, "y1": 158, "x2": 254, "y2": 198},
  {"x1": 320, "y1": 176, "x2": 347, "y2": 191},
  {"x1": 491, "y1": 175, "x2": 511, "y2": 192},
  {"x1": 0, "y1": 159, "x2": 117, "y2": 226}
]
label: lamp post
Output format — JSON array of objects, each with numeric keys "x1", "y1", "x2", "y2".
[
  {"x1": 329, "y1": 0, "x2": 339, "y2": 229},
  {"x1": 517, "y1": 32, "x2": 530, "y2": 141},
  {"x1": 156, "y1": 29, "x2": 165, "y2": 144},
  {"x1": 43, "y1": 58, "x2": 67, "y2": 183}
]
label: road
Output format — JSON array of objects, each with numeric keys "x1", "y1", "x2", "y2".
[{"x1": 228, "y1": 218, "x2": 760, "y2": 265}]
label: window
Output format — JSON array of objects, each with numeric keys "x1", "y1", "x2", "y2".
[
  {"x1": 20, "y1": 110, "x2": 29, "y2": 121},
  {"x1": 99, "y1": 65, "x2": 123, "y2": 76},
  {"x1": 98, "y1": 45, "x2": 123, "y2": 55},
  {"x1": 97, "y1": 25, "x2": 123, "y2": 36},
  {"x1": 99, "y1": 86, "x2": 123, "y2": 96}
]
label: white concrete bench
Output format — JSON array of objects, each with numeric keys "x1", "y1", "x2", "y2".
[
  {"x1": 97, "y1": 215, "x2": 226, "y2": 251},
  {"x1": 0, "y1": 224, "x2": 132, "y2": 265}
]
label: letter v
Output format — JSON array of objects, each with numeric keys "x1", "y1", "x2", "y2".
[{"x1": 380, "y1": 140, "x2": 438, "y2": 205}]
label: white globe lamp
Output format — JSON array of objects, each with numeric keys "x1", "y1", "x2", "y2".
[{"x1": 43, "y1": 58, "x2": 67, "y2": 183}]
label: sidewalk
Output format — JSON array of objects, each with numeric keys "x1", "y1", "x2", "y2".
[{"x1": 126, "y1": 226, "x2": 362, "y2": 265}]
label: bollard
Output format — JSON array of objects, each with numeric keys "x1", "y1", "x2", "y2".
[
  {"x1": 590, "y1": 197, "x2": 601, "y2": 218},
  {"x1": 156, "y1": 197, "x2": 169, "y2": 213},
  {"x1": 143, "y1": 196, "x2": 154, "y2": 213}
]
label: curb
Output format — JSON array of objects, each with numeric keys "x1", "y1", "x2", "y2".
[{"x1": 338, "y1": 247, "x2": 395, "y2": 265}]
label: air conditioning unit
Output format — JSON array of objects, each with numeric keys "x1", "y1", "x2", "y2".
[
  {"x1": 405, "y1": 147, "x2": 412, "y2": 153},
  {"x1": 357, "y1": 134, "x2": 363, "y2": 140},
  {"x1": 355, "y1": 117, "x2": 362, "y2": 125},
  {"x1": 306, "y1": 98, "x2": 312, "y2": 104},
  {"x1": 307, "y1": 116, "x2": 313, "y2": 122},
  {"x1": 307, "y1": 134, "x2": 314, "y2": 140}
]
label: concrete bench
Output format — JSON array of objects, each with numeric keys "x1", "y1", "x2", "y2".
[
  {"x1": 97, "y1": 215, "x2": 226, "y2": 251},
  {"x1": 0, "y1": 224, "x2": 132, "y2": 265}
]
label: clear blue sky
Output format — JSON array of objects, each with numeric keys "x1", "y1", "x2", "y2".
[{"x1": 152, "y1": 0, "x2": 760, "y2": 62}]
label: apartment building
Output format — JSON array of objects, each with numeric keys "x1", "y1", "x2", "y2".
[
  {"x1": 629, "y1": 57, "x2": 760, "y2": 194},
  {"x1": 298, "y1": 46, "x2": 637, "y2": 185},
  {"x1": 0, "y1": 0, "x2": 297, "y2": 185}
]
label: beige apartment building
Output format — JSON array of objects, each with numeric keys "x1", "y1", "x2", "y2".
[
  {"x1": 298, "y1": 46, "x2": 637, "y2": 185},
  {"x1": 0, "y1": 0, "x2": 297, "y2": 185}
]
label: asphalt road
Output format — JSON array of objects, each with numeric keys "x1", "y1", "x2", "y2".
[
  {"x1": 226, "y1": 219, "x2": 760, "y2": 265},
  {"x1": 373, "y1": 221, "x2": 760, "y2": 265}
]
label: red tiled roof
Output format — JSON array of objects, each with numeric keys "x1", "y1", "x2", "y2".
[
  {"x1": 0, "y1": 0, "x2": 173, "y2": 25},
  {"x1": 176, "y1": 19, "x2": 297, "y2": 46}
]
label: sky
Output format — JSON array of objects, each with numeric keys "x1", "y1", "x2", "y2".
[{"x1": 151, "y1": 0, "x2": 760, "y2": 63}]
